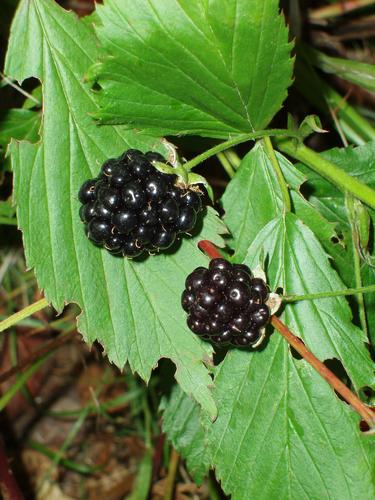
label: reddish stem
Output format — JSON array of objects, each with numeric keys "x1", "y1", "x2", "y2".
[
  {"x1": 198, "y1": 240, "x2": 375, "y2": 428},
  {"x1": 0, "y1": 437, "x2": 24, "y2": 500},
  {"x1": 198, "y1": 240, "x2": 223, "y2": 260},
  {"x1": 271, "y1": 316, "x2": 374, "y2": 427}
]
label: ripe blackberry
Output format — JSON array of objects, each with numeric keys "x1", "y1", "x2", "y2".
[
  {"x1": 78, "y1": 149, "x2": 205, "y2": 257},
  {"x1": 182, "y1": 259, "x2": 270, "y2": 348}
]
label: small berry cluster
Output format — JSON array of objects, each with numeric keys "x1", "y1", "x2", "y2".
[
  {"x1": 182, "y1": 258, "x2": 270, "y2": 347},
  {"x1": 78, "y1": 150, "x2": 203, "y2": 258}
]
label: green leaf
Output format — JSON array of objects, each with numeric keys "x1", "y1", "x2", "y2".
[
  {"x1": 221, "y1": 142, "x2": 304, "y2": 262},
  {"x1": 245, "y1": 213, "x2": 374, "y2": 391},
  {"x1": 0, "y1": 109, "x2": 40, "y2": 149},
  {"x1": 294, "y1": 142, "x2": 375, "y2": 343},
  {"x1": 161, "y1": 386, "x2": 210, "y2": 484},
  {"x1": 208, "y1": 338, "x2": 374, "y2": 499},
  {"x1": 91, "y1": 0, "x2": 293, "y2": 138},
  {"x1": 164, "y1": 214, "x2": 375, "y2": 499},
  {"x1": 310, "y1": 47, "x2": 375, "y2": 93},
  {"x1": 5, "y1": 0, "x2": 227, "y2": 417}
]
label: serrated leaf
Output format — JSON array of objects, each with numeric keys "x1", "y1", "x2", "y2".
[
  {"x1": 245, "y1": 213, "x2": 374, "y2": 391},
  {"x1": 5, "y1": 0, "x2": 227, "y2": 417},
  {"x1": 163, "y1": 214, "x2": 375, "y2": 498},
  {"x1": 91, "y1": 0, "x2": 293, "y2": 138},
  {"x1": 208, "y1": 339, "x2": 374, "y2": 500},
  {"x1": 222, "y1": 142, "x2": 304, "y2": 262},
  {"x1": 295, "y1": 142, "x2": 375, "y2": 344},
  {"x1": 161, "y1": 386, "x2": 210, "y2": 484}
]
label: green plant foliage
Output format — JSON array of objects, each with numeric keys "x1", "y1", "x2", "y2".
[
  {"x1": 90, "y1": 0, "x2": 293, "y2": 138},
  {"x1": 222, "y1": 142, "x2": 304, "y2": 262},
  {"x1": 162, "y1": 212, "x2": 375, "y2": 497},
  {"x1": 208, "y1": 337, "x2": 374, "y2": 499},
  {"x1": 162, "y1": 153, "x2": 374, "y2": 498},
  {"x1": 5, "y1": 0, "x2": 227, "y2": 417},
  {"x1": 293, "y1": 142, "x2": 375, "y2": 344},
  {"x1": 310, "y1": 47, "x2": 375, "y2": 93},
  {"x1": 161, "y1": 385, "x2": 210, "y2": 484},
  {"x1": 0, "y1": 109, "x2": 40, "y2": 149}
]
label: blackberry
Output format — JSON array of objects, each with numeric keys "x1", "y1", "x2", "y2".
[
  {"x1": 78, "y1": 179, "x2": 97, "y2": 204},
  {"x1": 182, "y1": 258, "x2": 270, "y2": 348},
  {"x1": 78, "y1": 149, "x2": 204, "y2": 257}
]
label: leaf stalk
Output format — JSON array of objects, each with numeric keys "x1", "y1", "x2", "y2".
[
  {"x1": 184, "y1": 129, "x2": 299, "y2": 171},
  {"x1": 263, "y1": 136, "x2": 291, "y2": 212},
  {"x1": 283, "y1": 284, "x2": 375, "y2": 302},
  {"x1": 276, "y1": 138, "x2": 375, "y2": 209}
]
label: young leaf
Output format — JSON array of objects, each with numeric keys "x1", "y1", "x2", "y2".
[
  {"x1": 91, "y1": 0, "x2": 293, "y2": 138},
  {"x1": 5, "y1": 0, "x2": 227, "y2": 417}
]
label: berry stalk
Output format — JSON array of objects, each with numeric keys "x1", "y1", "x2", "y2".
[{"x1": 198, "y1": 240, "x2": 375, "y2": 428}]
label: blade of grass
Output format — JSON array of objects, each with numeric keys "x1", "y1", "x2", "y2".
[
  {"x1": 27, "y1": 441, "x2": 101, "y2": 475},
  {"x1": 0, "y1": 354, "x2": 50, "y2": 411},
  {"x1": 0, "y1": 298, "x2": 49, "y2": 333}
]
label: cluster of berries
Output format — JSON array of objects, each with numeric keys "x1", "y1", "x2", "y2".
[
  {"x1": 182, "y1": 258, "x2": 270, "y2": 347},
  {"x1": 78, "y1": 150, "x2": 203, "y2": 258}
]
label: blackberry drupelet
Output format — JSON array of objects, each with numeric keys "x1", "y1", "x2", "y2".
[
  {"x1": 78, "y1": 149, "x2": 204, "y2": 257},
  {"x1": 182, "y1": 259, "x2": 270, "y2": 347}
]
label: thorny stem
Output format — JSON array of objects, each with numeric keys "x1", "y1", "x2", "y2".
[
  {"x1": 0, "y1": 297, "x2": 49, "y2": 333},
  {"x1": 184, "y1": 129, "x2": 299, "y2": 171},
  {"x1": 263, "y1": 137, "x2": 291, "y2": 212},
  {"x1": 198, "y1": 240, "x2": 375, "y2": 427},
  {"x1": 283, "y1": 284, "x2": 375, "y2": 302}
]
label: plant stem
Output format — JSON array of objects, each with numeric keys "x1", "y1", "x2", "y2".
[
  {"x1": 0, "y1": 297, "x2": 49, "y2": 333},
  {"x1": 184, "y1": 129, "x2": 298, "y2": 171},
  {"x1": 163, "y1": 448, "x2": 180, "y2": 500},
  {"x1": 346, "y1": 194, "x2": 368, "y2": 336},
  {"x1": 224, "y1": 149, "x2": 241, "y2": 169},
  {"x1": 283, "y1": 284, "x2": 375, "y2": 302},
  {"x1": 198, "y1": 240, "x2": 223, "y2": 259},
  {"x1": 0, "y1": 217, "x2": 17, "y2": 226},
  {"x1": 216, "y1": 152, "x2": 235, "y2": 178},
  {"x1": 271, "y1": 316, "x2": 374, "y2": 427},
  {"x1": 263, "y1": 137, "x2": 291, "y2": 212},
  {"x1": 276, "y1": 138, "x2": 375, "y2": 209},
  {"x1": 198, "y1": 239, "x2": 375, "y2": 427}
]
